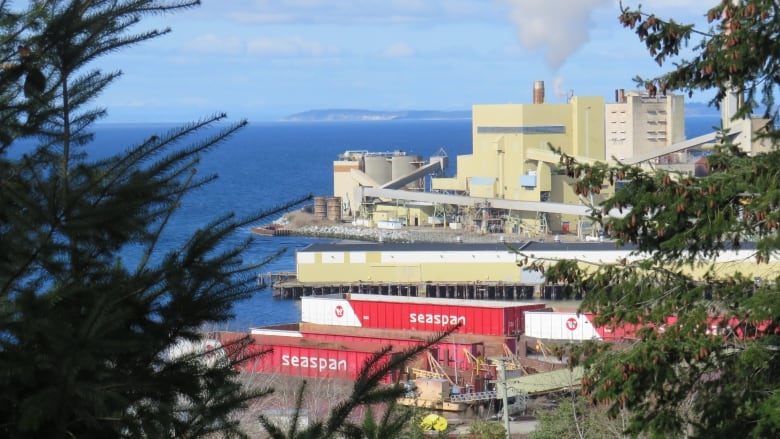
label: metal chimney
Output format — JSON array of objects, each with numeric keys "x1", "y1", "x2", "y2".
[
  {"x1": 616, "y1": 88, "x2": 626, "y2": 103},
  {"x1": 533, "y1": 81, "x2": 545, "y2": 104}
]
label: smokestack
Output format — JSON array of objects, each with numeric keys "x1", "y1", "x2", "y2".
[
  {"x1": 533, "y1": 80, "x2": 545, "y2": 104},
  {"x1": 614, "y1": 89, "x2": 626, "y2": 103}
]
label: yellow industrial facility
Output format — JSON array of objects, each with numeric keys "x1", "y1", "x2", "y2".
[
  {"x1": 429, "y1": 82, "x2": 605, "y2": 233},
  {"x1": 328, "y1": 81, "x2": 766, "y2": 237},
  {"x1": 330, "y1": 81, "x2": 614, "y2": 236}
]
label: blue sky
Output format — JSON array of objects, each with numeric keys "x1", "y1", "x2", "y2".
[{"x1": 91, "y1": 0, "x2": 716, "y2": 123}]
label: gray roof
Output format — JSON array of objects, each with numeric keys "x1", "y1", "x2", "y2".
[
  {"x1": 297, "y1": 240, "x2": 755, "y2": 253},
  {"x1": 298, "y1": 241, "x2": 634, "y2": 253}
]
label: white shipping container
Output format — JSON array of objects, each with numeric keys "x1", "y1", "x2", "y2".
[
  {"x1": 300, "y1": 296, "x2": 362, "y2": 327},
  {"x1": 524, "y1": 312, "x2": 601, "y2": 341}
]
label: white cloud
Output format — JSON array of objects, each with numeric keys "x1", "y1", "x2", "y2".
[
  {"x1": 247, "y1": 37, "x2": 339, "y2": 57},
  {"x1": 186, "y1": 34, "x2": 244, "y2": 55},
  {"x1": 224, "y1": 12, "x2": 296, "y2": 24},
  {"x1": 383, "y1": 42, "x2": 415, "y2": 58},
  {"x1": 389, "y1": 0, "x2": 426, "y2": 12},
  {"x1": 500, "y1": 0, "x2": 612, "y2": 69},
  {"x1": 553, "y1": 76, "x2": 569, "y2": 99},
  {"x1": 215, "y1": 0, "x2": 497, "y2": 25}
]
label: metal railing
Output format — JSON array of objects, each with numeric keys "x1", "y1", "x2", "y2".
[{"x1": 449, "y1": 391, "x2": 497, "y2": 402}]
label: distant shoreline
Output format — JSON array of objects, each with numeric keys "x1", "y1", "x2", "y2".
[
  {"x1": 282, "y1": 105, "x2": 719, "y2": 122},
  {"x1": 281, "y1": 109, "x2": 472, "y2": 122}
]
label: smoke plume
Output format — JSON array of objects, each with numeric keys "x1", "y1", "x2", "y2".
[{"x1": 501, "y1": 0, "x2": 611, "y2": 69}]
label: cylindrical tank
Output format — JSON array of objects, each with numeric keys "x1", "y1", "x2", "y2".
[
  {"x1": 326, "y1": 196, "x2": 342, "y2": 221},
  {"x1": 533, "y1": 80, "x2": 545, "y2": 104},
  {"x1": 313, "y1": 196, "x2": 327, "y2": 220},
  {"x1": 364, "y1": 155, "x2": 391, "y2": 185},
  {"x1": 391, "y1": 154, "x2": 420, "y2": 189}
]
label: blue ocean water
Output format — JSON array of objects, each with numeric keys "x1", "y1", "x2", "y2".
[
  {"x1": 90, "y1": 120, "x2": 475, "y2": 330},
  {"x1": 16, "y1": 116, "x2": 721, "y2": 331}
]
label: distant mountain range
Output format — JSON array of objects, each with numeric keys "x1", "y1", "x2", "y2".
[
  {"x1": 283, "y1": 104, "x2": 718, "y2": 122},
  {"x1": 282, "y1": 109, "x2": 472, "y2": 122}
]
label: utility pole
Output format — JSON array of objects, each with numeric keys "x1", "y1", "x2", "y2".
[{"x1": 497, "y1": 359, "x2": 511, "y2": 438}]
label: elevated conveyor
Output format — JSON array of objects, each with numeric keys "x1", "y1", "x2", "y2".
[
  {"x1": 497, "y1": 366, "x2": 583, "y2": 398},
  {"x1": 360, "y1": 187, "x2": 592, "y2": 216},
  {"x1": 349, "y1": 169, "x2": 380, "y2": 187},
  {"x1": 380, "y1": 160, "x2": 443, "y2": 189},
  {"x1": 525, "y1": 121, "x2": 748, "y2": 166}
]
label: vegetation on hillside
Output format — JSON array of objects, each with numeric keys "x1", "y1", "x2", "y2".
[
  {"x1": 0, "y1": 1, "x2": 453, "y2": 437},
  {"x1": 530, "y1": 1, "x2": 780, "y2": 437}
]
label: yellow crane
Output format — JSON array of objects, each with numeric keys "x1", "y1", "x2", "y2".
[
  {"x1": 488, "y1": 344, "x2": 528, "y2": 375},
  {"x1": 462, "y1": 348, "x2": 489, "y2": 373},
  {"x1": 411, "y1": 351, "x2": 454, "y2": 385}
]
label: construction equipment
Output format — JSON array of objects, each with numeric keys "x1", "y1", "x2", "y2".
[
  {"x1": 487, "y1": 344, "x2": 528, "y2": 375},
  {"x1": 534, "y1": 339, "x2": 553, "y2": 362},
  {"x1": 462, "y1": 348, "x2": 489, "y2": 373},
  {"x1": 501, "y1": 343, "x2": 528, "y2": 374},
  {"x1": 411, "y1": 351, "x2": 454, "y2": 385}
]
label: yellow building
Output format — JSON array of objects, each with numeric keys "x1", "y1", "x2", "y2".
[
  {"x1": 429, "y1": 81, "x2": 604, "y2": 233},
  {"x1": 433, "y1": 90, "x2": 604, "y2": 201}
]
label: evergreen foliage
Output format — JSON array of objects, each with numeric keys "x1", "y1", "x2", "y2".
[
  {"x1": 466, "y1": 418, "x2": 505, "y2": 439},
  {"x1": 530, "y1": 1, "x2": 780, "y2": 437},
  {"x1": 0, "y1": 1, "x2": 309, "y2": 437},
  {"x1": 1, "y1": 2, "x2": 464, "y2": 437},
  {"x1": 619, "y1": 0, "x2": 780, "y2": 126},
  {"x1": 529, "y1": 395, "x2": 626, "y2": 439}
]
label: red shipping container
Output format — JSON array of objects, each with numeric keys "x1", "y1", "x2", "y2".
[
  {"x1": 300, "y1": 330, "x2": 484, "y2": 371},
  {"x1": 301, "y1": 294, "x2": 546, "y2": 336},
  {"x1": 222, "y1": 332, "x2": 398, "y2": 382}
]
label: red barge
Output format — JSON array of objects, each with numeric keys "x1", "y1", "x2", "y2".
[{"x1": 224, "y1": 294, "x2": 555, "y2": 398}]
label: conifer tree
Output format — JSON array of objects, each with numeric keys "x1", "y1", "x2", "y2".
[
  {"x1": 1, "y1": 2, "x2": 457, "y2": 437},
  {"x1": 535, "y1": 1, "x2": 780, "y2": 437},
  {"x1": 0, "y1": 1, "x2": 306, "y2": 437}
]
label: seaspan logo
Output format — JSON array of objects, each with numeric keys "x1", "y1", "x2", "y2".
[
  {"x1": 282, "y1": 354, "x2": 348, "y2": 372},
  {"x1": 566, "y1": 317, "x2": 578, "y2": 331},
  {"x1": 409, "y1": 313, "x2": 466, "y2": 327},
  {"x1": 334, "y1": 305, "x2": 344, "y2": 318}
]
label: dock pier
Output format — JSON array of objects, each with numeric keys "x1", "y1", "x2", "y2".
[{"x1": 270, "y1": 277, "x2": 572, "y2": 301}]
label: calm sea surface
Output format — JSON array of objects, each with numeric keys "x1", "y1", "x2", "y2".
[
  {"x1": 92, "y1": 120, "x2": 475, "y2": 330},
  {"x1": 21, "y1": 116, "x2": 722, "y2": 330}
]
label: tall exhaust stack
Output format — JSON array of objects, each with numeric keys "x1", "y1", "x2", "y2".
[
  {"x1": 533, "y1": 80, "x2": 545, "y2": 104},
  {"x1": 615, "y1": 89, "x2": 626, "y2": 103}
]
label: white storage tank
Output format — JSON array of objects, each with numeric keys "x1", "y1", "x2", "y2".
[
  {"x1": 364, "y1": 155, "x2": 391, "y2": 185},
  {"x1": 391, "y1": 154, "x2": 422, "y2": 189}
]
